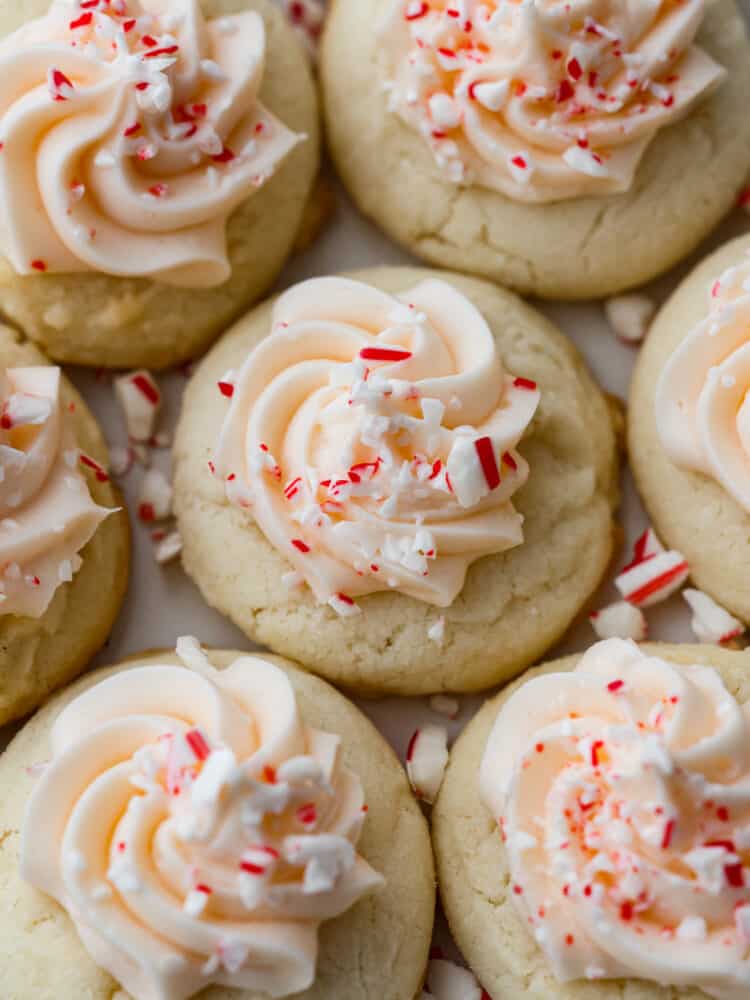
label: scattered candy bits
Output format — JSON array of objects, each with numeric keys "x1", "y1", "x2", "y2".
[
  {"x1": 614, "y1": 528, "x2": 689, "y2": 608},
  {"x1": 152, "y1": 529, "x2": 183, "y2": 565},
  {"x1": 429, "y1": 694, "x2": 460, "y2": 720},
  {"x1": 427, "y1": 958, "x2": 484, "y2": 1000},
  {"x1": 406, "y1": 725, "x2": 449, "y2": 805},
  {"x1": 604, "y1": 294, "x2": 656, "y2": 345},
  {"x1": 683, "y1": 588, "x2": 745, "y2": 645},
  {"x1": 589, "y1": 601, "x2": 647, "y2": 641},
  {"x1": 137, "y1": 467, "x2": 173, "y2": 523},
  {"x1": 114, "y1": 370, "x2": 161, "y2": 443}
]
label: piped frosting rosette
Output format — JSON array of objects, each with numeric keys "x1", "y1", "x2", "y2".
[
  {"x1": 0, "y1": 366, "x2": 111, "y2": 618},
  {"x1": 382, "y1": 0, "x2": 724, "y2": 202},
  {"x1": 656, "y1": 259, "x2": 750, "y2": 514},
  {"x1": 214, "y1": 276, "x2": 540, "y2": 613},
  {"x1": 0, "y1": 0, "x2": 303, "y2": 287},
  {"x1": 22, "y1": 638, "x2": 383, "y2": 1000},
  {"x1": 480, "y1": 639, "x2": 750, "y2": 998}
]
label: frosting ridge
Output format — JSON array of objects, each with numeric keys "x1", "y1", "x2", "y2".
[
  {"x1": 0, "y1": 0, "x2": 303, "y2": 287},
  {"x1": 0, "y1": 365, "x2": 111, "y2": 618},
  {"x1": 480, "y1": 639, "x2": 750, "y2": 999},
  {"x1": 22, "y1": 637, "x2": 382, "y2": 1000},
  {"x1": 656, "y1": 256, "x2": 750, "y2": 513},
  {"x1": 382, "y1": 0, "x2": 725, "y2": 202},
  {"x1": 214, "y1": 276, "x2": 540, "y2": 612}
]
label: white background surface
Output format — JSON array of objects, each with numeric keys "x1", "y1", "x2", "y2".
[{"x1": 13, "y1": 20, "x2": 750, "y2": 970}]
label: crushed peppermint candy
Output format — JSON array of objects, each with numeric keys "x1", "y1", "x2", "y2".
[
  {"x1": 137, "y1": 467, "x2": 173, "y2": 522},
  {"x1": 114, "y1": 370, "x2": 161, "y2": 443},
  {"x1": 604, "y1": 294, "x2": 656, "y2": 344},
  {"x1": 589, "y1": 601, "x2": 647, "y2": 641},
  {"x1": 683, "y1": 588, "x2": 745, "y2": 645},
  {"x1": 427, "y1": 958, "x2": 484, "y2": 1000},
  {"x1": 614, "y1": 528, "x2": 689, "y2": 608},
  {"x1": 406, "y1": 725, "x2": 449, "y2": 804}
]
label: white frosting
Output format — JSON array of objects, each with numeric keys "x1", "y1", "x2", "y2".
[
  {"x1": 480, "y1": 639, "x2": 750, "y2": 999},
  {"x1": 0, "y1": 0, "x2": 303, "y2": 287},
  {"x1": 382, "y1": 0, "x2": 724, "y2": 202},
  {"x1": 214, "y1": 276, "x2": 540, "y2": 611},
  {"x1": 657, "y1": 257, "x2": 750, "y2": 513},
  {"x1": 0, "y1": 365, "x2": 111, "y2": 618},
  {"x1": 22, "y1": 639, "x2": 383, "y2": 1000}
]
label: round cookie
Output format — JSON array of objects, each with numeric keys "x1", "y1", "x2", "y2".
[
  {"x1": 433, "y1": 641, "x2": 750, "y2": 1000},
  {"x1": 0, "y1": 0, "x2": 320, "y2": 370},
  {"x1": 173, "y1": 266, "x2": 620, "y2": 696},
  {"x1": 629, "y1": 233, "x2": 750, "y2": 624},
  {"x1": 321, "y1": 0, "x2": 750, "y2": 301},
  {"x1": 0, "y1": 326, "x2": 129, "y2": 726},
  {"x1": 0, "y1": 647, "x2": 436, "y2": 1000}
]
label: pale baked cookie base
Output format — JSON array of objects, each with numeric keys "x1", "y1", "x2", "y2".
[
  {"x1": 0, "y1": 649, "x2": 435, "y2": 1000},
  {"x1": 321, "y1": 0, "x2": 750, "y2": 301},
  {"x1": 0, "y1": 326, "x2": 129, "y2": 726},
  {"x1": 0, "y1": 0, "x2": 320, "y2": 370},
  {"x1": 173, "y1": 267, "x2": 619, "y2": 696},
  {"x1": 629, "y1": 233, "x2": 750, "y2": 624},
  {"x1": 433, "y1": 642, "x2": 750, "y2": 1000}
]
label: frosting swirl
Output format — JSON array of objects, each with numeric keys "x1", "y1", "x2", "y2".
[
  {"x1": 382, "y1": 0, "x2": 724, "y2": 202},
  {"x1": 0, "y1": 365, "x2": 111, "y2": 618},
  {"x1": 22, "y1": 637, "x2": 383, "y2": 1000},
  {"x1": 480, "y1": 639, "x2": 750, "y2": 999},
  {"x1": 0, "y1": 0, "x2": 303, "y2": 287},
  {"x1": 656, "y1": 258, "x2": 750, "y2": 513},
  {"x1": 214, "y1": 276, "x2": 540, "y2": 612}
]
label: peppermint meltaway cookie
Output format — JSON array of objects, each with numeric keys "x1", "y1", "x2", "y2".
[
  {"x1": 434, "y1": 638, "x2": 750, "y2": 999},
  {"x1": 321, "y1": 0, "x2": 750, "y2": 300},
  {"x1": 1, "y1": 638, "x2": 435, "y2": 1000},
  {"x1": 629, "y1": 233, "x2": 750, "y2": 625},
  {"x1": 0, "y1": 0, "x2": 319, "y2": 369},
  {"x1": 173, "y1": 267, "x2": 619, "y2": 695},
  {"x1": 0, "y1": 325, "x2": 128, "y2": 725}
]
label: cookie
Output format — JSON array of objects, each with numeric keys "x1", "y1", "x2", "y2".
[
  {"x1": 0, "y1": 0, "x2": 320, "y2": 370},
  {"x1": 173, "y1": 266, "x2": 619, "y2": 696},
  {"x1": 434, "y1": 639, "x2": 750, "y2": 999},
  {"x1": 321, "y1": 0, "x2": 750, "y2": 301},
  {"x1": 0, "y1": 640, "x2": 435, "y2": 1000},
  {"x1": 0, "y1": 326, "x2": 129, "y2": 725},
  {"x1": 629, "y1": 232, "x2": 750, "y2": 624}
]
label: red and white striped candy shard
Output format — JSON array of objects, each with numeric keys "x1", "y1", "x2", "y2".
[
  {"x1": 429, "y1": 694, "x2": 460, "y2": 720},
  {"x1": 615, "y1": 547, "x2": 689, "y2": 608},
  {"x1": 614, "y1": 527, "x2": 688, "y2": 608},
  {"x1": 427, "y1": 958, "x2": 484, "y2": 1000},
  {"x1": 114, "y1": 370, "x2": 161, "y2": 442},
  {"x1": 604, "y1": 294, "x2": 655, "y2": 344},
  {"x1": 137, "y1": 467, "x2": 173, "y2": 522},
  {"x1": 153, "y1": 529, "x2": 182, "y2": 565},
  {"x1": 683, "y1": 588, "x2": 745, "y2": 645},
  {"x1": 406, "y1": 725, "x2": 448, "y2": 805},
  {"x1": 589, "y1": 601, "x2": 647, "y2": 641},
  {"x1": 327, "y1": 592, "x2": 361, "y2": 618}
]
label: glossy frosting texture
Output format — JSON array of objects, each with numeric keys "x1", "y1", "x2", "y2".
[
  {"x1": 0, "y1": 0, "x2": 302, "y2": 287},
  {"x1": 656, "y1": 257, "x2": 750, "y2": 513},
  {"x1": 22, "y1": 639, "x2": 382, "y2": 1000},
  {"x1": 0, "y1": 365, "x2": 110, "y2": 618},
  {"x1": 480, "y1": 639, "x2": 750, "y2": 999},
  {"x1": 382, "y1": 0, "x2": 724, "y2": 202},
  {"x1": 214, "y1": 276, "x2": 540, "y2": 612}
]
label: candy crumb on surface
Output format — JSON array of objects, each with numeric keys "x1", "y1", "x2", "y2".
[
  {"x1": 589, "y1": 601, "x2": 647, "y2": 641},
  {"x1": 406, "y1": 725, "x2": 449, "y2": 805},
  {"x1": 683, "y1": 588, "x2": 745, "y2": 645},
  {"x1": 427, "y1": 958, "x2": 483, "y2": 1000},
  {"x1": 604, "y1": 294, "x2": 656, "y2": 344}
]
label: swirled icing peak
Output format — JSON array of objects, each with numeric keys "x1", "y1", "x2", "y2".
[
  {"x1": 382, "y1": 0, "x2": 724, "y2": 202},
  {"x1": 0, "y1": 365, "x2": 111, "y2": 618},
  {"x1": 0, "y1": 0, "x2": 303, "y2": 287},
  {"x1": 22, "y1": 637, "x2": 383, "y2": 1000},
  {"x1": 214, "y1": 276, "x2": 540, "y2": 613},
  {"x1": 656, "y1": 255, "x2": 750, "y2": 513},
  {"x1": 480, "y1": 639, "x2": 750, "y2": 998}
]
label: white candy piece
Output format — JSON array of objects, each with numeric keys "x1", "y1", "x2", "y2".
[
  {"x1": 683, "y1": 588, "x2": 744, "y2": 644},
  {"x1": 604, "y1": 294, "x2": 656, "y2": 344},
  {"x1": 109, "y1": 444, "x2": 134, "y2": 478},
  {"x1": 137, "y1": 467, "x2": 173, "y2": 522},
  {"x1": 427, "y1": 959, "x2": 483, "y2": 1000},
  {"x1": 153, "y1": 529, "x2": 183, "y2": 565},
  {"x1": 615, "y1": 549, "x2": 689, "y2": 608},
  {"x1": 429, "y1": 694, "x2": 460, "y2": 719},
  {"x1": 114, "y1": 370, "x2": 161, "y2": 442},
  {"x1": 589, "y1": 601, "x2": 647, "y2": 641},
  {"x1": 407, "y1": 725, "x2": 448, "y2": 805}
]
